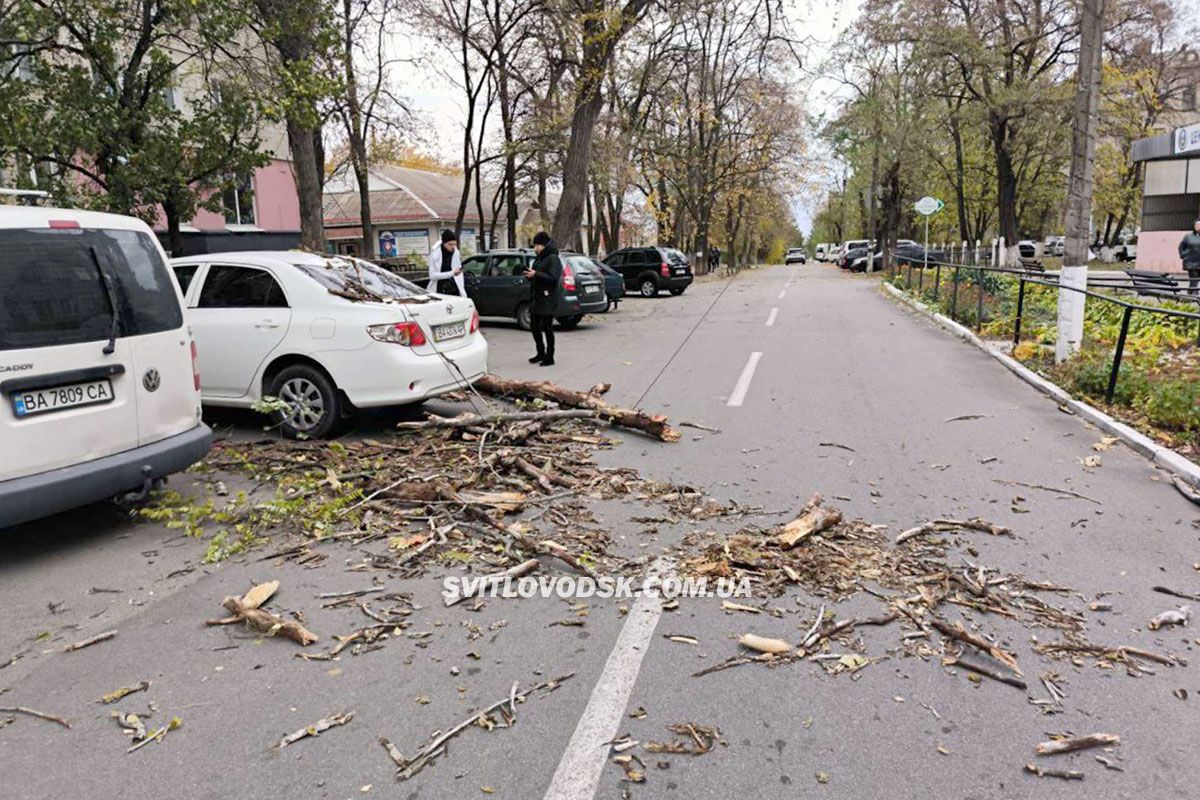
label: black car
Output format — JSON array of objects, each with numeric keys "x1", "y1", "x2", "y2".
[
  {"x1": 602, "y1": 246, "x2": 694, "y2": 297},
  {"x1": 593, "y1": 259, "x2": 625, "y2": 311},
  {"x1": 459, "y1": 249, "x2": 606, "y2": 330}
]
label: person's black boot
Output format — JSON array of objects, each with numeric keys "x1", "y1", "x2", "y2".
[
  {"x1": 528, "y1": 354, "x2": 545, "y2": 363},
  {"x1": 539, "y1": 357, "x2": 555, "y2": 366}
]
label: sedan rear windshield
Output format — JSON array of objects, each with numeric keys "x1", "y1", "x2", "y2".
[
  {"x1": 0, "y1": 227, "x2": 182, "y2": 352},
  {"x1": 564, "y1": 255, "x2": 598, "y2": 274},
  {"x1": 293, "y1": 257, "x2": 425, "y2": 302}
]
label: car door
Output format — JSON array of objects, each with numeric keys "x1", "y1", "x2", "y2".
[
  {"x1": 460, "y1": 255, "x2": 494, "y2": 314},
  {"x1": 605, "y1": 252, "x2": 632, "y2": 286},
  {"x1": 491, "y1": 254, "x2": 532, "y2": 316},
  {"x1": 188, "y1": 263, "x2": 292, "y2": 398}
]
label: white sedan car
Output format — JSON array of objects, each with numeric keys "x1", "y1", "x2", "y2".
[{"x1": 170, "y1": 252, "x2": 487, "y2": 438}]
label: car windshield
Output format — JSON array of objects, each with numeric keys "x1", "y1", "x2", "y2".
[
  {"x1": 293, "y1": 256, "x2": 427, "y2": 302},
  {"x1": 0, "y1": 227, "x2": 182, "y2": 351}
]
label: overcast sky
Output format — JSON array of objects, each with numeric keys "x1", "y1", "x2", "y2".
[{"x1": 394, "y1": 0, "x2": 864, "y2": 236}]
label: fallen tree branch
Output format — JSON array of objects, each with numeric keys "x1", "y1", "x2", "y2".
[
  {"x1": 1035, "y1": 733, "x2": 1119, "y2": 756},
  {"x1": 277, "y1": 712, "x2": 354, "y2": 748},
  {"x1": 945, "y1": 655, "x2": 1027, "y2": 690},
  {"x1": 220, "y1": 596, "x2": 318, "y2": 646},
  {"x1": 930, "y1": 619, "x2": 1021, "y2": 674},
  {"x1": 394, "y1": 673, "x2": 574, "y2": 780},
  {"x1": 397, "y1": 409, "x2": 598, "y2": 431},
  {"x1": 1024, "y1": 763, "x2": 1084, "y2": 780},
  {"x1": 0, "y1": 706, "x2": 70, "y2": 728},
  {"x1": 444, "y1": 558, "x2": 541, "y2": 606},
  {"x1": 474, "y1": 374, "x2": 680, "y2": 442},
  {"x1": 992, "y1": 479, "x2": 1101, "y2": 505},
  {"x1": 64, "y1": 630, "x2": 117, "y2": 652}
]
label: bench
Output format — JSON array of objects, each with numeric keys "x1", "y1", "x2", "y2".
[
  {"x1": 1018, "y1": 257, "x2": 1044, "y2": 272},
  {"x1": 1124, "y1": 269, "x2": 1180, "y2": 297}
]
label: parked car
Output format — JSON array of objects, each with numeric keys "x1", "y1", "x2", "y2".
[
  {"x1": 815, "y1": 243, "x2": 830, "y2": 261},
  {"x1": 459, "y1": 248, "x2": 604, "y2": 330},
  {"x1": 1, "y1": 206, "x2": 212, "y2": 529},
  {"x1": 838, "y1": 240, "x2": 870, "y2": 269},
  {"x1": 1045, "y1": 236, "x2": 1065, "y2": 256},
  {"x1": 592, "y1": 258, "x2": 626, "y2": 311},
  {"x1": 602, "y1": 246, "x2": 694, "y2": 297},
  {"x1": 1018, "y1": 240, "x2": 1038, "y2": 259},
  {"x1": 785, "y1": 247, "x2": 807, "y2": 264},
  {"x1": 170, "y1": 252, "x2": 487, "y2": 439},
  {"x1": 892, "y1": 242, "x2": 947, "y2": 267},
  {"x1": 843, "y1": 245, "x2": 871, "y2": 271}
]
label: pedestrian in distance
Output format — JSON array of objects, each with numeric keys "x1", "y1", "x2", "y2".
[
  {"x1": 427, "y1": 229, "x2": 464, "y2": 296},
  {"x1": 524, "y1": 231, "x2": 563, "y2": 367},
  {"x1": 709, "y1": 245, "x2": 720, "y2": 273},
  {"x1": 1181, "y1": 219, "x2": 1200, "y2": 295}
]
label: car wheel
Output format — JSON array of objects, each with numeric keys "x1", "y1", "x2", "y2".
[
  {"x1": 640, "y1": 279, "x2": 658, "y2": 297},
  {"x1": 516, "y1": 303, "x2": 532, "y2": 331},
  {"x1": 669, "y1": 288, "x2": 686, "y2": 296},
  {"x1": 270, "y1": 364, "x2": 340, "y2": 439},
  {"x1": 557, "y1": 314, "x2": 583, "y2": 329}
]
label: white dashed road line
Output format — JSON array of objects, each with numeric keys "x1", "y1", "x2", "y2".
[
  {"x1": 542, "y1": 561, "x2": 670, "y2": 800},
  {"x1": 726, "y1": 351, "x2": 763, "y2": 407},
  {"x1": 778, "y1": 289, "x2": 786, "y2": 299},
  {"x1": 765, "y1": 307, "x2": 779, "y2": 327}
]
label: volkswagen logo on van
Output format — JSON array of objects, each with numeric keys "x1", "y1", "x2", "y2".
[
  {"x1": 142, "y1": 368, "x2": 161, "y2": 392},
  {"x1": 445, "y1": 303, "x2": 453, "y2": 314}
]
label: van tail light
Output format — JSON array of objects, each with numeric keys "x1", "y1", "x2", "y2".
[
  {"x1": 190, "y1": 339, "x2": 201, "y2": 391},
  {"x1": 470, "y1": 309, "x2": 480, "y2": 333},
  {"x1": 48, "y1": 219, "x2": 81, "y2": 229},
  {"x1": 367, "y1": 321, "x2": 426, "y2": 346},
  {"x1": 660, "y1": 262, "x2": 670, "y2": 277},
  {"x1": 562, "y1": 262, "x2": 576, "y2": 291}
]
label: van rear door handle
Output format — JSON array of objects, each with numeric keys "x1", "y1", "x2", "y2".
[{"x1": 254, "y1": 320, "x2": 280, "y2": 329}]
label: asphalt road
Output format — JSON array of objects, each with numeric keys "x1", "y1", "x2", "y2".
[{"x1": 2, "y1": 264, "x2": 1198, "y2": 799}]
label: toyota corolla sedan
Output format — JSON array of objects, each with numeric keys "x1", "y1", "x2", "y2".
[{"x1": 170, "y1": 252, "x2": 487, "y2": 438}]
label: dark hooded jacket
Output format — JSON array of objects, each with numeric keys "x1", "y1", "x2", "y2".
[
  {"x1": 1181, "y1": 230, "x2": 1200, "y2": 270},
  {"x1": 529, "y1": 241, "x2": 564, "y2": 314}
]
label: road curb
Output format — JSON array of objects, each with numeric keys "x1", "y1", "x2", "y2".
[{"x1": 882, "y1": 281, "x2": 1200, "y2": 489}]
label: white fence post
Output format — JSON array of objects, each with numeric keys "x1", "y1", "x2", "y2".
[{"x1": 1056, "y1": 265, "x2": 1087, "y2": 363}]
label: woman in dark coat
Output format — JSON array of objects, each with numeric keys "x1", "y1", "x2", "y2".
[{"x1": 524, "y1": 231, "x2": 563, "y2": 366}]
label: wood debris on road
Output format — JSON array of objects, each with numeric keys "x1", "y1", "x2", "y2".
[
  {"x1": 277, "y1": 712, "x2": 354, "y2": 749},
  {"x1": 64, "y1": 630, "x2": 117, "y2": 652},
  {"x1": 0, "y1": 706, "x2": 70, "y2": 729}
]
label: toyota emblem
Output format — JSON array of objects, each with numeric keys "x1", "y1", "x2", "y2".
[{"x1": 143, "y1": 368, "x2": 161, "y2": 392}]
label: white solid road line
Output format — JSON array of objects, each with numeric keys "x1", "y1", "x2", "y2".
[
  {"x1": 765, "y1": 307, "x2": 779, "y2": 327},
  {"x1": 726, "y1": 351, "x2": 763, "y2": 407},
  {"x1": 542, "y1": 561, "x2": 669, "y2": 800}
]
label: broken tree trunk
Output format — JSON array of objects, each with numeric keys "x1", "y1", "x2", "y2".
[
  {"x1": 777, "y1": 494, "x2": 843, "y2": 548},
  {"x1": 1035, "y1": 733, "x2": 1120, "y2": 755},
  {"x1": 474, "y1": 374, "x2": 680, "y2": 442}
]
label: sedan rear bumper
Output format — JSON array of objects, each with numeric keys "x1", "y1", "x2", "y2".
[
  {"x1": 0, "y1": 423, "x2": 212, "y2": 529},
  {"x1": 344, "y1": 333, "x2": 489, "y2": 408}
]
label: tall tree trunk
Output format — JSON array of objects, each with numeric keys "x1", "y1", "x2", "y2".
[
  {"x1": 949, "y1": 117, "x2": 970, "y2": 243},
  {"x1": 287, "y1": 117, "x2": 325, "y2": 252},
  {"x1": 1064, "y1": 0, "x2": 1106, "y2": 267},
  {"x1": 163, "y1": 195, "x2": 184, "y2": 257},
  {"x1": 988, "y1": 112, "x2": 1020, "y2": 257},
  {"x1": 552, "y1": 89, "x2": 604, "y2": 245}
]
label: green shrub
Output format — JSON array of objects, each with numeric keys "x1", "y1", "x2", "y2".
[{"x1": 1138, "y1": 379, "x2": 1200, "y2": 432}]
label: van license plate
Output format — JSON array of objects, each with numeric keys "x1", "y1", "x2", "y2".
[
  {"x1": 433, "y1": 321, "x2": 466, "y2": 342},
  {"x1": 11, "y1": 379, "x2": 114, "y2": 417}
]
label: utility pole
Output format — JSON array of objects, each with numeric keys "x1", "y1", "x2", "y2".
[{"x1": 1064, "y1": 0, "x2": 1106, "y2": 268}]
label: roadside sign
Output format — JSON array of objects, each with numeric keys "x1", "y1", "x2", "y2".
[{"x1": 914, "y1": 196, "x2": 944, "y2": 216}]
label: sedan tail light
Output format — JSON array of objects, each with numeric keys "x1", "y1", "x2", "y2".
[
  {"x1": 470, "y1": 309, "x2": 480, "y2": 333},
  {"x1": 367, "y1": 321, "x2": 426, "y2": 346},
  {"x1": 660, "y1": 262, "x2": 670, "y2": 277},
  {"x1": 562, "y1": 262, "x2": 576, "y2": 291},
  {"x1": 190, "y1": 339, "x2": 201, "y2": 391}
]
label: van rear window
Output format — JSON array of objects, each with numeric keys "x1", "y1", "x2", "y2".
[{"x1": 0, "y1": 228, "x2": 182, "y2": 351}]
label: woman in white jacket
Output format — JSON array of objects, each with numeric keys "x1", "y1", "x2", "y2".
[{"x1": 427, "y1": 229, "x2": 465, "y2": 296}]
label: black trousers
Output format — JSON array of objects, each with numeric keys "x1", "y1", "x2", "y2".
[
  {"x1": 531, "y1": 313, "x2": 555, "y2": 358},
  {"x1": 1188, "y1": 268, "x2": 1200, "y2": 296}
]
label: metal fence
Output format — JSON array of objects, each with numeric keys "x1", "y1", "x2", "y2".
[{"x1": 885, "y1": 252, "x2": 1200, "y2": 404}]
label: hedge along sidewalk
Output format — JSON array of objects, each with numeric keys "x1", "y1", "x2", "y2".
[{"x1": 882, "y1": 281, "x2": 1200, "y2": 491}]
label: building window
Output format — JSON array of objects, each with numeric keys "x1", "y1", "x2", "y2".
[
  {"x1": 1181, "y1": 85, "x2": 1197, "y2": 113},
  {"x1": 222, "y1": 176, "x2": 256, "y2": 226}
]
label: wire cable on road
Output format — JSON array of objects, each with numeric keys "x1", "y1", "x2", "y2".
[{"x1": 632, "y1": 268, "x2": 746, "y2": 409}]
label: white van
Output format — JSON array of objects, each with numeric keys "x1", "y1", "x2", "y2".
[
  {"x1": 815, "y1": 243, "x2": 829, "y2": 261},
  {"x1": 0, "y1": 206, "x2": 211, "y2": 528}
]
